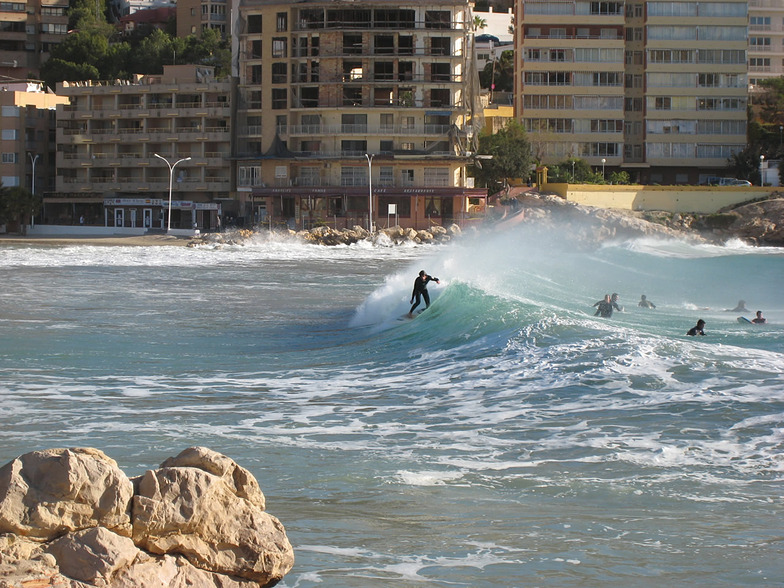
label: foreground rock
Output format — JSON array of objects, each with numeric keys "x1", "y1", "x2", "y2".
[{"x1": 0, "y1": 447, "x2": 293, "y2": 587}]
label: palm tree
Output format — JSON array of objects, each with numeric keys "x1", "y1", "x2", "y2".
[{"x1": 473, "y1": 15, "x2": 487, "y2": 31}]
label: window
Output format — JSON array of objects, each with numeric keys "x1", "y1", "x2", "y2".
[
  {"x1": 2, "y1": 153, "x2": 17, "y2": 163},
  {"x1": 653, "y1": 97, "x2": 671, "y2": 110},
  {"x1": 750, "y1": 37, "x2": 771, "y2": 49},
  {"x1": 400, "y1": 169, "x2": 414, "y2": 185},
  {"x1": 590, "y1": 2, "x2": 623, "y2": 15},
  {"x1": 276, "y1": 12, "x2": 287, "y2": 31},
  {"x1": 247, "y1": 14, "x2": 262, "y2": 33},
  {"x1": 380, "y1": 140, "x2": 394, "y2": 152},
  {"x1": 250, "y1": 40, "x2": 262, "y2": 58},
  {"x1": 378, "y1": 166, "x2": 394, "y2": 186},
  {"x1": 272, "y1": 38, "x2": 287, "y2": 58},
  {"x1": 40, "y1": 23, "x2": 66, "y2": 34},
  {"x1": 750, "y1": 58, "x2": 771, "y2": 69},
  {"x1": 550, "y1": 49, "x2": 566, "y2": 62},
  {"x1": 238, "y1": 166, "x2": 262, "y2": 187},
  {"x1": 272, "y1": 89, "x2": 287, "y2": 109},
  {"x1": 341, "y1": 140, "x2": 367, "y2": 154},
  {"x1": 340, "y1": 166, "x2": 366, "y2": 187},
  {"x1": 431, "y1": 37, "x2": 450, "y2": 56},
  {"x1": 424, "y1": 168, "x2": 449, "y2": 187},
  {"x1": 591, "y1": 119, "x2": 622, "y2": 133},
  {"x1": 425, "y1": 11, "x2": 450, "y2": 29},
  {"x1": 1, "y1": 129, "x2": 17, "y2": 140},
  {"x1": 341, "y1": 113, "x2": 367, "y2": 132},
  {"x1": 1, "y1": 176, "x2": 19, "y2": 187},
  {"x1": 698, "y1": 73, "x2": 720, "y2": 87},
  {"x1": 750, "y1": 16, "x2": 771, "y2": 28},
  {"x1": 271, "y1": 63, "x2": 287, "y2": 83}
]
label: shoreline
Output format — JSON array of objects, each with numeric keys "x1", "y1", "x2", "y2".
[{"x1": 0, "y1": 234, "x2": 193, "y2": 247}]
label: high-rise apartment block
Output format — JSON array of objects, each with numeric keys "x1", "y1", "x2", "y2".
[
  {"x1": 53, "y1": 65, "x2": 229, "y2": 230},
  {"x1": 177, "y1": 0, "x2": 230, "y2": 38},
  {"x1": 1, "y1": 82, "x2": 66, "y2": 213},
  {"x1": 234, "y1": 0, "x2": 486, "y2": 230},
  {"x1": 514, "y1": 0, "x2": 749, "y2": 185},
  {"x1": 748, "y1": 0, "x2": 784, "y2": 87},
  {"x1": 0, "y1": 0, "x2": 69, "y2": 81}
]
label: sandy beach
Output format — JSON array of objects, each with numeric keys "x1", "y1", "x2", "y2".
[{"x1": 0, "y1": 234, "x2": 194, "y2": 247}]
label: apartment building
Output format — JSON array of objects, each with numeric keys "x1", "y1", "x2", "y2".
[
  {"x1": 234, "y1": 0, "x2": 486, "y2": 231},
  {"x1": 0, "y1": 0, "x2": 69, "y2": 81},
  {"x1": 177, "y1": 0, "x2": 231, "y2": 38},
  {"x1": 53, "y1": 65, "x2": 230, "y2": 230},
  {"x1": 514, "y1": 0, "x2": 749, "y2": 185},
  {"x1": 748, "y1": 0, "x2": 784, "y2": 87},
  {"x1": 0, "y1": 81, "x2": 66, "y2": 226}
]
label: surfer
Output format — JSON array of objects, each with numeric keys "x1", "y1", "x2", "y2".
[
  {"x1": 408, "y1": 270, "x2": 440, "y2": 317},
  {"x1": 611, "y1": 293, "x2": 624, "y2": 311},
  {"x1": 593, "y1": 293, "x2": 622, "y2": 318},
  {"x1": 638, "y1": 295, "x2": 656, "y2": 309},
  {"x1": 727, "y1": 300, "x2": 748, "y2": 312},
  {"x1": 751, "y1": 311, "x2": 767, "y2": 324},
  {"x1": 687, "y1": 319, "x2": 706, "y2": 336}
]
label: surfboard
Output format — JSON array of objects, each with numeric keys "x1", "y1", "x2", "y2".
[
  {"x1": 399, "y1": 310, "x2": 424, "y2": 321},
  {"x1": 737, "y1": 316, "x2": 752, "y2": 324}
]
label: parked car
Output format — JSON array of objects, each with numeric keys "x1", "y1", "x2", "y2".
[{"x1": 705, "y1": 177, "x2": 751, "y2": 186}]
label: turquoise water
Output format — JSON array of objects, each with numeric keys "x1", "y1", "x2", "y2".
[{"x1": 1, "y1": 226, "x2": 783, "y2": 587}]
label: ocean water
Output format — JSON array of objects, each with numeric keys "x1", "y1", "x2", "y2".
[{"x1": 1, "y1": 224, "x2": 783, "y2": 587}]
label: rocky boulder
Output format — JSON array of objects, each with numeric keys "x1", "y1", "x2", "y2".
[
  {"x1": 0, "y1": 448, "x2": 133, "y2": 540},
  {"x1": 0, "y1": 447, "x2": 294, "y2": 588},
  {"x1": 133, "y1": 448, "x2": 292, "y2": 583}
]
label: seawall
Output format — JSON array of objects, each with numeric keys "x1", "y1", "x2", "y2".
[{"x1": 544, "y1": 183, "x2": 774, "y2": 214}]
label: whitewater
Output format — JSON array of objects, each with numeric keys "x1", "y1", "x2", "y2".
[{"x1": 1, "y1": 222, "x2": 782, "y2": 587}]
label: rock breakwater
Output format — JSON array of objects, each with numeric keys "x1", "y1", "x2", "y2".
[{"x1": 0, "y1": 447, "x2": 293, "y2": 587}]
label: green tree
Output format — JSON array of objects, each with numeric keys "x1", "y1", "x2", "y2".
[
  {"x1": 472, "y1": 15, "x2": 487, "y2": 31},
  {"x1": 0, "y1": 186, "x2": 41, "y2": 234},
  {"x1": 479, "y1": 49, "x2": 513, "y2": 92},
  {"x1": 40, "y1": 58, "x2": 100, "y2": 89},
  {"x1": 470, "y1": 120, "x2": 533, "y2": 190}
]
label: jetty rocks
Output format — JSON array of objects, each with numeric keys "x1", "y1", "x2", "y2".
[
  {"x1": 0, "y1": 447, "x2": 294, "y2": 587},
  {"x1": 195, "y1": 223, "x2": 462, "y2": 247}
]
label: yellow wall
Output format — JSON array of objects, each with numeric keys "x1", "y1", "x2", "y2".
[{"x1": 544, "y1": 183, "x2": 772, "y2": 214}]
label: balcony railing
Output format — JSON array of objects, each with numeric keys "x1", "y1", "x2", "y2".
[{"x1": 282, "y1": 124, "x2": 453, "y2": 136}]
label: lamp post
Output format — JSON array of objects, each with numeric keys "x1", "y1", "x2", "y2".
[
  {"x1": 779, "y1": 125, "x2": 783, "y2": 149},
  {"x1": 759, "y1": 154, "x2": 765, "y2": 187},
  {"x1": 154, "y1": 153, "x2": 191, "y2": 232},
  {"x1": 601, "y1": 158, "x2": 606, "y2": 180},
  {"x1": 365, "y1": 153, "x2": 374, "y2": 233},
  {"x1": 571, "y1": 159, "x2": 576, "y2": 182},
  {"x1": 28, "y1": 153, "x2": 39, "y2": 228}
]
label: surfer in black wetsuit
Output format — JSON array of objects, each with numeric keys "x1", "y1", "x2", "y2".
[
  {"x1": 752, "y1": 311, "x2": 767, "y2": 324},
  {"x1": 409, "y1": 270, "x2": 440, "y2": 317},
  {"x1": 593, "y1": 294, "x2": 622, "y2": 318},
  {"x1": 687, "y1": 319, "x2": 706, "y2": 336}
]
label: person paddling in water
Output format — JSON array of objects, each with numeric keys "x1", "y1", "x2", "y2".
[
  {"x1": 593, "y1": 293, "x2": 622, "y2": 318},
  {"x1": 687, "y1": 319, "x2": 706, "y2": 336},
  {"x1": 409, "y1": 270, "x2": 440, "y2": 317}
]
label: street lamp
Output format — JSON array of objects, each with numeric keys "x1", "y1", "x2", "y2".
[
  {"x1": 365, "y1": 153, "x2": 374, "y2": 233},
  {"x1": 154, "y1": 153, "x2": 191, "y2": 232},
  {"x1": 759, "y1": 154, "x2": 765, "y2": 187},
  {"x1": 571, "y1": 159, "x2": 576, "y2": 182},
  {"x1": 779, "y1": 125, "x2": 783, "y2": 149},
  {"x1": 601, "y1": 158, "x2": 606, "y2": 180},
  {"x1": 28, "y1": 153, "x2": 39, "y2": 228}
]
